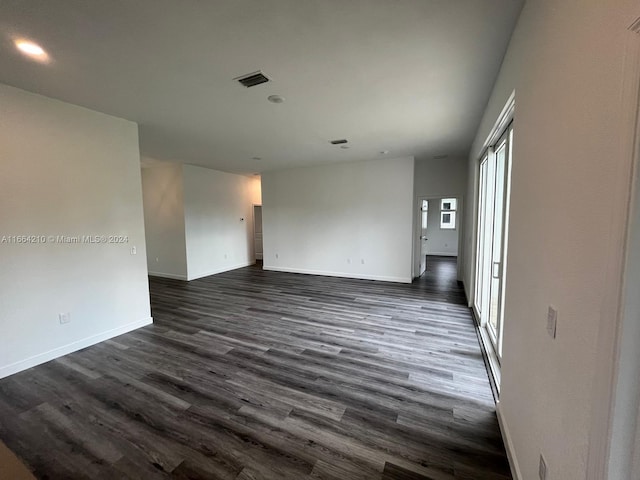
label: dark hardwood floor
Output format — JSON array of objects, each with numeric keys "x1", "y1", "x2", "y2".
[{"x1": 0, "y1": 256, "x2": 511, "y2": 479}]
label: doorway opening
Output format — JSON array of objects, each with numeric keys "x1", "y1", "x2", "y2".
[{"x1": 415, "y1": 196, "x2": 461, "y2": 279}]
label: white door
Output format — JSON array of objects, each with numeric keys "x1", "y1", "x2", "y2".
[
  {"x1": 253, "y1": 205, "x2": 263, "y2": 260},
  {"x1": 419, "y1": 199, "x2": 429, "y2": 276}
]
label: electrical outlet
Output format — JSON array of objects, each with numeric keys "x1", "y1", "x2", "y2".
[
  {"x1": 547, "y1": 306, "x2": 557, "y2": 339},
  {"x1": 130, "y1": 246, "x2": 137, "y2": 255},
  {"x1": 347, "y1": 258, "x2": 351, "y2": 264},
  {"x1": 59, "y1": 312, "x2": 71, "y2": 325},
  {"x1": 224, "y1": 253, "x2": 227, "y2": 259},
  {"x1": 155, "y1": 257, "x2": 159, "y2": 262},
  {"x1": 275, "y1": 253, "x2": 279, "y2": 259},
  {"x1": 361, "y1": 259, "x2": 365, "y2": 264},
  {"x1": 539, "y1": 453, "x2": 547, "y2": 480}
]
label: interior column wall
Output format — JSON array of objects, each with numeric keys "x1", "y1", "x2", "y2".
[{"x1": 0, "y1": 84, "x2": 152, "y2": 378}]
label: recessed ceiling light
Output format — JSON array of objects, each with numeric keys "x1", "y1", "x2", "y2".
[
  {"x1": 267, "y1": 95, "x2": 285, "y2": 104},
  {"x1": 380, "y1": 150, "x2": 390, "y2": 155},
  {"x1": 15, "y1": 40, "x2": 48, "y2": 61}
]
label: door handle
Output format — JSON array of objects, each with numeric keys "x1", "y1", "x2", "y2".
[{"x1": 492, "y1": 262, "x2": 501, "y2": 279}]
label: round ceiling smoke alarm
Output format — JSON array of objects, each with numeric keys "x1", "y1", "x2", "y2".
[{"x1": 267, "y1": 95, "x2": 285, "y2": 104}]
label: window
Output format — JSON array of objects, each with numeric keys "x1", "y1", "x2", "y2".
[
  {"x1": 421, "y1": 200, "x2": 428, "y2": 229},
  {"x1": 440, "y1": 198, "x2": 457, "y2": 229}
]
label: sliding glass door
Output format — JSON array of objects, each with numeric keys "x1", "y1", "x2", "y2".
[{"x1": 474, "y1": 124, "x2": 513, "y2": 362}]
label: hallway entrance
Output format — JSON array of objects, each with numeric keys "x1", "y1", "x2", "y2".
[{"x1": 413, "y1": 255, "x2": 466, "y2": 305}]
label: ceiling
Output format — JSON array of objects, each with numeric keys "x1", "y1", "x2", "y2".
[{"x1": 0, "y1": 0, "x2": 523, "y2": 174}]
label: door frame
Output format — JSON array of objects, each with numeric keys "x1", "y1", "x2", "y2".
[
  {"x1": 412, "y1": 195, "x2": 463, "y2": 279},
  {"x1": 587, "y1": 17, "x2": 640, "y2": 479},
  {"x1": 485, "y1": 126, "x2": 512, "y2": 356}
]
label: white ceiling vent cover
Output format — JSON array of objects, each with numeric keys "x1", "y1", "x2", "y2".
[{"x1": 234, "y1": 71, "x2": 270, "y2": 88}]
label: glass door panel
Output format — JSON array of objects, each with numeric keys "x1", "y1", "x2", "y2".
[
  {"x1": 474, "y1": 158, "x2": 488, "y2": 316},
  {"x1": 474, "y1": 124, "x2": 512, "y2": 362},
  {"x1": 488, "y1": 139, "x2": 507, "y2": 347}
]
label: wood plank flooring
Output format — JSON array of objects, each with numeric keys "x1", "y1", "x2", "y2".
[{"x1": 0, "y1": 256, "x2": 511, "y2": 479}]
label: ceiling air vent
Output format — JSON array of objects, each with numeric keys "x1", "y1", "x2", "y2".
[
  {"x1": 330, "y1": 139, "x2": 348, "y2": 145},
  {"x1": 235, "y1": 71, "x2": 270, "y2": 88}
]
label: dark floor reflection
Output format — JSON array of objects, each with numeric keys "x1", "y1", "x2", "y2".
[{"x1": 412, "y1": 256, "x2": 466, "y2": 305}]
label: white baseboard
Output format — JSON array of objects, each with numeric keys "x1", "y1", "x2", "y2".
[
  {"x1": 496, "y1": 402, "x2": 523, "y2": 480},
  {"x1": 263, "y1": 265, "x2": 412, "y2": 284},
  {"x1": 0, "y1": 317, "x2": 153, "y2": 380},
  {"x1": 148, "y1": 270, "x2": 188, "y2": 280},
  {"x1": 187, "y1": 261, "x2": 254, "y2": 281}
]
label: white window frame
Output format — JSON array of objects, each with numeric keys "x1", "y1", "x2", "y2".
[{"x1": 439, "y1": 198, "x2": 457, "y2": 230}]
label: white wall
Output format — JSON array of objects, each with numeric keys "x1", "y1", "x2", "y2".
[
  {"x1": 413, "y1": 156, "x2": 467, "y2": 278},
  {"x1": 462, "y1": 1, "x2": 640, "y2": 479},
  {"x1": 249, "y1": 176, "x2": 262, "y2": 206},
  {"x1": 183, "y1": 165, "x2": 260, "y2": 280},
  {"x1": 141, "y1": 160, "x2": 188, "y2": 279},
  {"x1": 0, "y1": 84, "x2": 151, "y2": 379},
  {"x1": 262, "y1": 157, "x2": 414, "y2": 283},
  {"x1": 414, "y1": 156, "x2": 468, "y2": 196}
]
